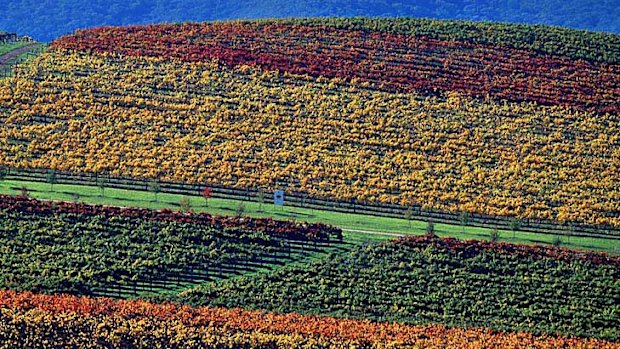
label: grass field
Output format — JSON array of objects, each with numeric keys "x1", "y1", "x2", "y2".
[
  {"x1": 1, "y1": 179, "x2": 617, "y2": 254},
  {"x1": 0, "y1": 42, "x2": 47, "y2": 78},
  {"x1": 0, "y1": 42, "x2": 30, "y2": 56}
]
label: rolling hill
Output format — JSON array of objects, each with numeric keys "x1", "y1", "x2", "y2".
[
  {"x1": 1, "y1": 18, "x2": 619, "y2": 230},
  {"x1": 0, "y1": 16, "x2": 619, "y2": 348}
]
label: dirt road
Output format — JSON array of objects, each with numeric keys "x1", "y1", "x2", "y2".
[{"x1": 0, "y1": 43, "x2": 44, "y2": 71}]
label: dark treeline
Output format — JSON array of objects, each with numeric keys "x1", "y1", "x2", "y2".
[{"x1": 1, "y1": 0, "x2": 619, "y2": 42}]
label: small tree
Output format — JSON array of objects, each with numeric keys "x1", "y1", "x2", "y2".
[
  {"x1": 148, "y1": 180, "x2": 161, "y2": 202},
  {"x1": 179, "y1": 197, "x2": 191, "y2": 212},
  {"x1": 426, "y1": 220, "x2": 435, "y2": 236},
  {"x1": 404, "y1": 207, "x2": 413, "y2": 229},
  {"x1": 552, "y1": 236, "x2": 562, "y2": 247},
  {"x1": 565, "y1": 223, "x2": 574, "y2": 244},
  {"x1": 490, "y1": 228, "x2": 500, "y2": 242},
  {"x1": 459, "y1": 212, "x2": 470, "y2": 233},
  {"x1": 47, "y1": 170, "x2": 57, "y2": 193},
  {"x1": 97, "y1": 176, "x2": 106, "y2": 198},
  {"x1": 509, "y1": 218, "x2": 521, "y2": 241},
  {"x1": 0, "y1": 167, "x2": 7, "y2": 187},
  {"x1": 236, "y1": 203, "x2": 245, "y2": 218},
  {"x1": 257, "y1": 189, "x2": 265, "y2": 211},
  {"x1": 201, "y1": 187, "x2": 212, "y2": 207},
  {"x1": 20, "y1": 186, "x2": 29, "y2": 197}
]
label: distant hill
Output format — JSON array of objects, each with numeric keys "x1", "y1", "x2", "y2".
[{"x1": 1, "y1": 0, "x2": 619, "y2": 42}]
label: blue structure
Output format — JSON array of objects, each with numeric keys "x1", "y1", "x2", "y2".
[{"x1": 274, "y1": 190, "x2": 284, "y2": 206}]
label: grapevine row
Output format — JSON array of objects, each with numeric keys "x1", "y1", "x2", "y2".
[
  {"x1": 0, "y1": 195, "x2": 341, "y2": 241},
  {"x1": 1, "y1": 52, "x2": 618, "y2": 226},
  {"x1": 53, "y1": 22, "x2": 620, "y2": 113},
  {"x1": 0, "y1": 290, "x2": 616, "y2": 349}
]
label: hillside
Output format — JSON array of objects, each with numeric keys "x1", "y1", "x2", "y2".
[
  {"x1": 0, "y1": 0, "x2": 619, "y2": 41},
  {"x1": 0, "y1": 17, "x2": 619, "y2": 347},
  {"x1": 178, "y1": 235, "x2": 620, "y2": 340},
  {"x1": 0, "y1": 196, "x2": 618, "y2": 345},
  {"x1": 1, "y1": 19, "x2": 619, "y2": 230}
]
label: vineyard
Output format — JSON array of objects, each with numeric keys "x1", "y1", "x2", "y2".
[
  {"x1": 0, "y1": 195, "x2": 342, "y2": 297},
  {"x1": 178, "y1": 235, "x2": 620, "y2": 341},
  {"x1": 0, "y1": 290, "x2": 618, "y2": 349},
  {"x1": 282, "y1": 18, "x2": 620, "y2": 64},
  {"x1": 0, "y1": 17, "x2": 619, "y2": 348},
  {"x1": 52, "y1": 22, "x2": 620, "y2": 114},
  {"x1": 1, "y1": 22, "x2": 620, "y2": 227}
]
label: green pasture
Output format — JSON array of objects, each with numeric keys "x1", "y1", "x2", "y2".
[
  {"x1": 1, "y1": 179, "x2": 617, "y2": 254},
  {"x1": 0, "y1": 42, "x2": 30, "y2": 56},
  {"x1": 0, "y1": 42, "x2": 47, "y2": 77}
]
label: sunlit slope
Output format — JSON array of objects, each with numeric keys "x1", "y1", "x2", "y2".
[{"x1": 1, "y1": 19, "x2": 619, "y2": 227}]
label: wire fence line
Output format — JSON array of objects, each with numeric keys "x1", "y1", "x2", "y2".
[{"x1": 3, "y1": 166, "x2": 619, "y2": 241}]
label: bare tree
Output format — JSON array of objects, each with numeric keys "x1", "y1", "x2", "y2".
[
  {"x1": 404, "y1": 207, "x2": 413, "y2": 229},
  {"x1": 148, "y1": 180, "x2": 161, "y2": 202},
  {"x1": 47, "y1": 170, "x2": 57, "y2": 193}
]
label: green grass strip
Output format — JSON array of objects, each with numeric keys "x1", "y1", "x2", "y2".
[
  {"x1": 0, "y1": 42, "x2": 31, "y2": 56},
  {"x1": 1, "y1": 179, "x2": 617, "y2": 254}
]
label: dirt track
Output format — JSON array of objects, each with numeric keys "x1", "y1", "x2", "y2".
[{"x1": 0, "y1": 43, "x2": 44, "y2": 71}]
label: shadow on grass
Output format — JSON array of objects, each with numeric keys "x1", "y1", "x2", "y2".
[
  {"x1": 283, "y1": 211, "x2": 315, "y2": 218},
  {"x1": 273, "y1": 211, "x2": 318, "y2": 219},
  {"x1": 523, "y1": 237, "x2": 550, "y2": 245}
]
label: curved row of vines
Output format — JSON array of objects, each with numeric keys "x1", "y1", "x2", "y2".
[
  {"x1": 0, "y1": 290, "x2": 617, "y2": 349},
  {"x1": 1, "y1": 50, "x2": 618, "y2": 226},
  {"x1": 178, "y1": 235, "x2": 620, "y2": 341}
]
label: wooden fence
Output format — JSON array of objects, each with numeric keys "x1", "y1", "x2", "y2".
[{"x1": 3, "y1": 167, "x2": 620, "y2": 240}]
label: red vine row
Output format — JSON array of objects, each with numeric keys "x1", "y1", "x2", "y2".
[
  {"x1": 52, "y1": 22, "x2": 620, "y2": 114},
  {"x1": 0, "y1": 195, "x2": 342, "y2": 241},
  {"x1": 398, "y1": 234, "x2": 620, "y2": 267}
]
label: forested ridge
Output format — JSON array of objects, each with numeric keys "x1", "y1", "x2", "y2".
[{"x1": 1, "y1": 0, "x2": 619, "y2": 42}]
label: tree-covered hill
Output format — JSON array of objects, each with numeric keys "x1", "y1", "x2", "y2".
[{"x1": 1, "y1": 0, "x2": 619, "y2": 42}]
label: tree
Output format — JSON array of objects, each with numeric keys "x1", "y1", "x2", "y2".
[
  {"x1": 404, "y1": 207, "x2": 413, "y2": 229},
  {"x1": 459, "y1": 212, "x2": 470, "y2": 233},
  {"x1": 236, "y1": 203, "x2": 245, "y2": 218},
  {"x1": 47, "y1": 170, "x2": 57, "y2": 193},
  {"x1": 97, "y1": 176, "x2": 106, "y2": 197},
  {"x1": 20, "y1": 186, "x2": 29, "y2": 197},
  {"x1": 201, "y1": 187, "x2": 212, "y2": 207},
  {"x1": 509, "y1": 218, "x2": 521, "y2": 241},
  {"x1": 426, "y1": 220, "x2": 435, "y2": 235},
  {"x1": 565, "y1": 223, "x2": 574, "y2": 244},
  {"x1": 148, "y1": 180, "x2": 161, "y2": 202},
  {"x1": 179, "y1": 197, "x2": 191, "y2": 212},
  {"x1": 490, "y1": 228, "x2": 500, "y2": 242},
  {"x1": 257, "y1": 189, "x2": 265, "y2": 211}
]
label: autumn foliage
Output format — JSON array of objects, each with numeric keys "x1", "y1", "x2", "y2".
[
  {"x1": 0, "y1": 290, "x2": 617, "y2": 349},
  {"x1": 396, "y1": 234, "x2": 620, "y2": 267},
  {"x1": 0, "y1": 194, "x2": 341, "y2": 240},
  {"x1": 52, "y1": 22, "x2": 620, "y2": 114},
  {"x1": 1, "y1": 19, "x2": 619, "y2": 228}
]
